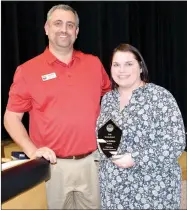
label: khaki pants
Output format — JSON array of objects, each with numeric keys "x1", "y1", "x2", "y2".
[{"x1": 46, "y1": 152, "x2": 100, "y2": 209}]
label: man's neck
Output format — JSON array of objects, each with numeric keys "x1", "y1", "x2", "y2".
[{"x1": 49, "y1": 45, "x2": 74, "y2": 64}]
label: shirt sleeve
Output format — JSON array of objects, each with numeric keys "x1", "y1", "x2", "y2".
[
  {"x1": 100, "y1": 60, "x2": 111, "y2": 96},
  {"x1": 131, "y1": 91, "x2": 186, "y2": 168},
  {"x1": 6, "y1": 66, "x2": 32, "y2": 113}
]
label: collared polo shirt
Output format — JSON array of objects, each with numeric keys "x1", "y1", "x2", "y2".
[{"x1": 7, "y1": 47, "x2": 111, "y2": 157}]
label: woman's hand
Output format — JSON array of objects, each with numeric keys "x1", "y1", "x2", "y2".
[{"x1": 112, "y1": 153, "x2": 135, "y2": 168}]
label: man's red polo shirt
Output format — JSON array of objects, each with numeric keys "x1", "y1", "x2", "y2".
[{"x1": 7, "y1": 48, "x2": 111, "y2": 157}]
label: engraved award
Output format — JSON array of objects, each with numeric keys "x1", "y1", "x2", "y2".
[{"x1": 97, "y1": 119, "x2": 122, "y2": 158}]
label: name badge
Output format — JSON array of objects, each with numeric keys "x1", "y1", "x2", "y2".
[{"x1": 42, "y1": 72, "x2": 57, "y2": 81}]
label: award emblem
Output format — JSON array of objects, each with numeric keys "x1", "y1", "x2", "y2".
[{"x1": 97, "y1": 119, "x2": 122, "y2": 158}]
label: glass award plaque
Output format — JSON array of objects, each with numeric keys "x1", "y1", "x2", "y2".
[{"x1": 97, "y1": 119, "x2": 122, "y2": 158}]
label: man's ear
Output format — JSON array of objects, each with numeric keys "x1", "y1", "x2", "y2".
[
  {"x1": 76, "y1": 27, "x2": 79, "y2": 39},
  {"x1": 44, "y1": 21, "x2": 49, "y2": 35}
]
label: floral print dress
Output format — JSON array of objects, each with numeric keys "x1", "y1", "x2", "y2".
[{"x1": 96, "y1": 83, "x2": 186, "y2": 209}]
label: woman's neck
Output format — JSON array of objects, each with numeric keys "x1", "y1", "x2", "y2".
[
  {"x1": 118, "y1": 80, "x2": 144, "y2": 96},
  {"x1": 118, "y1": 80, "x2": 144, "y2": 111}
]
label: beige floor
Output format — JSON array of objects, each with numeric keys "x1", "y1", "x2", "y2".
[
  {"x1": 179, "y1": 152, "x2": 187, "y2": 209},
  {"x1": 181, "y1": 180, "x2": 187, "y2": 210},
  {"x1": 178, "y1": 152, "x2": 187, "y2": 181}
]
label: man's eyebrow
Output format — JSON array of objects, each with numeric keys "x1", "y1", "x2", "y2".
[
  {"x1": 53, "y1": 20, "x2": 75, "y2": 25},
  {"x1": 53, "y1": 19, "x2": 62, "y2": 23},
  {"x1": 66, "y1": 21, "x2": 75, "y2": 25}
]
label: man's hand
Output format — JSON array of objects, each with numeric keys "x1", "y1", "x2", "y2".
[
  {"x1": 31, "y1": 147, "x2": 57, "y2": 164},
  {"x1": 4, "y1": 111, "x2": 57, "y2": 164},
  {"x1": 112, "y1": 153, "x2": 135, "y2": 168}
]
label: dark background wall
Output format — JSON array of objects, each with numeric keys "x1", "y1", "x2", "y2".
[{"x1": 2, "y1": 1, "x2": 187, "y2": 140}]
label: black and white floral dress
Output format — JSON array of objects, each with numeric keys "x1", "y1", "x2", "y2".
[{"x1": 96, "y1": 83, "x2": 186, "y2": 209}]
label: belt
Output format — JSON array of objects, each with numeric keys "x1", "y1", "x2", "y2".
[{"x1": 57, "y1": 151, "x2": 93, "y2": 160}]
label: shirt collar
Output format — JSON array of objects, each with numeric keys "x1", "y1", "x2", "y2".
[{"x1": 43, "y1": 47, "x2": 81, "y2": 65}]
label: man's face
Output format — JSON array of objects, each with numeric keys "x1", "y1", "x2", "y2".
[{"x1": 45, "y1": 9, "x2": 79, "y2": 50}]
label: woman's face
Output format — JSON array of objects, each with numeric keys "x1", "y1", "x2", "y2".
[{"x1": 111, "y1": 51, "x2": 142, "y2": 89}]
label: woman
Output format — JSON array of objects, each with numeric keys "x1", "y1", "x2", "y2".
[{"x1": 96, "y1": 43, "x2": 186, "y2": 209}]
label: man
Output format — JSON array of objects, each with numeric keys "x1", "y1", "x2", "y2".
[{"x1": 4, "y1": 4, "x2": 111, "y2": 209}]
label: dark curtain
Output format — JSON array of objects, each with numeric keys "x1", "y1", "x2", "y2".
[{"x1": 2, "y1": 1, "x2": 187, "y2": 140}]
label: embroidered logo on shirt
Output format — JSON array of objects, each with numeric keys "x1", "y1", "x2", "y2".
[{"x1": 41, "y1": 73, "x2": 57, "y2": 81}]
